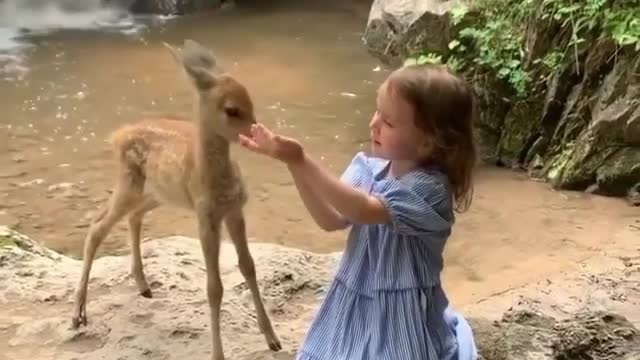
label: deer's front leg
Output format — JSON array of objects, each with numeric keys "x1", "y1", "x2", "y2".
[
  {"x1": 197, "y1": 203, "x2": 225, "y2": 360},
  {"x1": 225, "y1": 207, "x2": 281, "y2": 351}
]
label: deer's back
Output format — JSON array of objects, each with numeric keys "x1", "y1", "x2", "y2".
[{"x1": 109, "y1": 118, "x2": 197, "y2": 209}]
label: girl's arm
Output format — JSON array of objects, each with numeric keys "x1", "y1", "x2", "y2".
[
  {"x1": 288, "y1": 166, "x2": 350, "y2": 231},
  {"x1": 238, "y1": 125, "x2": 348, "y2": 231},
  {"x1": 288, "y1": 153, "x2": 390, "y2": 225},
  {"x1": 239, "y1": 123, "x2": 388, "y2": 226}
]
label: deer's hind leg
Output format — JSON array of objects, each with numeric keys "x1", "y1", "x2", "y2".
[
  {"x1": 127, "y1": 196, "x2": 160, "y2": 298},
  {"x1": 72, "y1": 166, "x2": 145, "y2": 328},
  {"x1": 224, "y1": 207, "x2": 281, "y2": 352}
]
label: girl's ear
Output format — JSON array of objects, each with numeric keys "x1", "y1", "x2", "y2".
[{"x1": 417, "y1": 134, "x2": 435, "y2": 160}]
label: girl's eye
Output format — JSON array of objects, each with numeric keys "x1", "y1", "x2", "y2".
[{"x1": 376, "y1": 109, "x2": 393, "y2": 127}]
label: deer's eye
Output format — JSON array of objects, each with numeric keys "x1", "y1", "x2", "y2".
[{"x1": 225, "y1": 106, "x2": 240, "y2": 118}]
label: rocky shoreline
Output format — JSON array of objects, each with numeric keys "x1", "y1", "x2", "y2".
[{"x1": 1, "y1": 226, "x2": 638, "y2": 359}]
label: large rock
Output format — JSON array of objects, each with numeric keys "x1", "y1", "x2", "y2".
[
  {"x1": 596, "y1": 147, "x2": 640, "y2": 196},
  {"x1": 542, "y1": 46, "x2": 640, "y2": 193},
  {"x1": 2, "y1": 226, "x2": 639, "y2": 359},
  {"x1": 0, "y1": 226, "x2": 340, "y2": 359},
  {"x1": 628, "y1": 182, "x2": 640, "y2": 206},
  {"x1": 495, "y1": 95, "x2": 546, "y2": 168},
  {"x1": 471, "y1": 310, "x2": 640, "y2": 360},
  {"x1": 472, "y1": 73, "x2": 513, "y2": 164},
  {"x1": 363, "y1": 0, "x2": 464, "y2": 66},
  {"x1": 491, "y1": 27, "x2": 640, "y2": 197}
]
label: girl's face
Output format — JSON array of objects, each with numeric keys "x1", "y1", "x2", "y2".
[{"x1": 369, "y1": 81, "x2": 425, "y2": 162}]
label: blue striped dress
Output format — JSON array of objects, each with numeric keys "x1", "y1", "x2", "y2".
[{"x1": 295, "y1": 152, "x2": 477, "y2": 360}]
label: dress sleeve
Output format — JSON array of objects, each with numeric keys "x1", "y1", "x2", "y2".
[
  {"x1": 372, "y1": 173, "x2": 453, "y2": 236},
  {"x1": 338, "y1": 152, "x2": 374, "y2": 225},
  {"x1": 339, "y1": 152, "x2": 370, "y2": 189}
]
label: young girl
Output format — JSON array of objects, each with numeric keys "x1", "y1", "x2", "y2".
[{"x1": 239, "y1": 64, "x2": 478, "y2": 360}]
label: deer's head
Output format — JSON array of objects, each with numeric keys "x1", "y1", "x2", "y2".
[{"x1": 164, "y1": 39, "x2": 256, "y2": 142}]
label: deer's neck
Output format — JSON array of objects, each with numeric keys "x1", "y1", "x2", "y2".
[{"x1": 194, "y1": 119, "x2": 232, "y2": 186}]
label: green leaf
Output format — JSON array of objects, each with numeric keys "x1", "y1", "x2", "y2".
[
  {"x1": 413, "y1": 53, "x2": 443, "y2": 65},
  {"x1": 450, "y1": 5, "x2": 469, "y2": 25},
  {"x1": 459, "y1": 28, "x2": 479, "y2": 38},
  {"x1": 403, "y1": 58, "x2": 418, "y2": 66},
  {"x1": 557, "y1": 4, "x2": 581, "y2": 14}
]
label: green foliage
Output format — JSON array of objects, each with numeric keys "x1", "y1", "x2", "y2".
[
  {"x1": 603, "y1": 4, "x2": 640, "y2": 48},
  {"x1": 0, "y1": 234, "x2": 16, "y2": 248},
  {"x1": 404, "y1": 0, "x2": 640, "y2": 98},
  {"x1": 404, "y1": 53, "x2": 443, "y2": 66}
]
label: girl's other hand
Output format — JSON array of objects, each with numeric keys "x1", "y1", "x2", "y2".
[{"x1": 239, "y1": 123, "x2": 305, "y2": 165}]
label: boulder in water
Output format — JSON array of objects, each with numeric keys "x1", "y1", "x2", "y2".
[{"x1": 363, "y1": 0, "x2": 464, "y2": 66}]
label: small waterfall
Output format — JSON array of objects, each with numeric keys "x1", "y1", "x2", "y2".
[
  {"x1": 0, "y1": 0, "x2": 136, "y2": 32},
  {"x1": 0, "y1": 0, "x2": 150, "y2": 80}
]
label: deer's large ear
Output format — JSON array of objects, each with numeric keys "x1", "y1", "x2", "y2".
[
  {"x1": 184, "y1": 66, "x2": 216, "y2": 90},
  {"x1": 163, "y1": 40, "x2": 217, "y2": 90},
  {"x1": 183, "y1": 39, "x2": 218, "y2": 70},
  {"x1": 162, "y1": 41, "x2": 182, "y2": 64}
]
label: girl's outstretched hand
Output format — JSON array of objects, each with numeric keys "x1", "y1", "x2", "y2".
[{"x1": 239, "y1": 123, "x2": 305, "y2": 165}]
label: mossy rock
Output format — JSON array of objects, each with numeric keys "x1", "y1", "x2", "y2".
[
  {"x1": 0, "y1": 234, "x2": 17, "y2": 248},
  {"x1": 544, "y1": 132, "x2": 619, "y2": 191},
  {"x1": 596, "y1": 147, "x2": 640, "y2": 196},
  {"x1": 542, "y1": 46, "x2": 638, "y2": 194},
  {"x1": 0, "y1": 226, "x2": 61, "y2": 260},
  {"x1": 470, "y1": 72, "x2": 513, "y2": 163},
  {"x1": 544, "y1": 142, "x2": 638, "y2": 196},
  {"x1": 496, "y1": 96, "x2": 546, "y2": 167}
]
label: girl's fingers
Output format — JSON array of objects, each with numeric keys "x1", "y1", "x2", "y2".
[
  {"x1": 244, "y1": 123, "x2": 287, "y2": 159},
  {"x1": 238, "y1": 134, "x2": 262, "y2": 153},
  {"x1": 238, "y1": 134, "x2": 253, "y2": 148},
  {"x1": 256, "y1": 123, "x2": 274, "y2": 139}
]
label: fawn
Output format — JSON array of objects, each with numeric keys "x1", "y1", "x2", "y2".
[{"x1": 71, "y1": 39, "x2": 281, "y2": 360}]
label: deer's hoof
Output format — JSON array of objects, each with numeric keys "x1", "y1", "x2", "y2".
[
  {"x1": 71, "y1": 305, "x2": 87, "y2": 328},
  {"x1": 140, "y1": 289, "x2": 153, "y2": 298},
  {"x1": 268, "y1": 336, "x2": 282, "y2": 351},
  {"x1": 71, "y1": 314, "x2": 87, "y2": 328}
]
